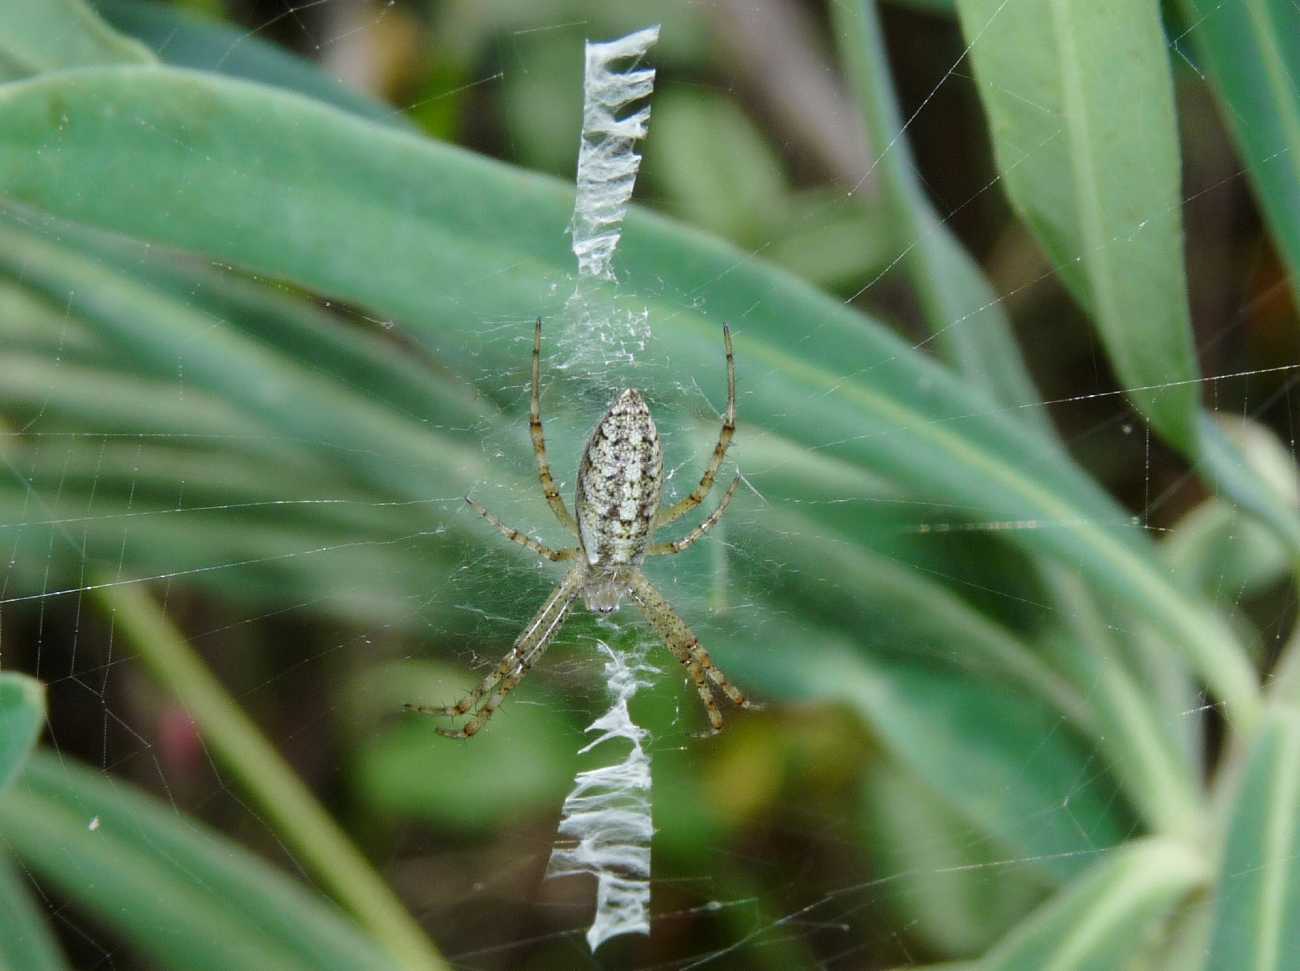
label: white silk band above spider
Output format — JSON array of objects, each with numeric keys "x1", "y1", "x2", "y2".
[{"x1": 404, "y1": 319, "x2": 757, "y2": 738}]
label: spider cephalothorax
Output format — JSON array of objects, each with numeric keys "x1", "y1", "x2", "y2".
[{"x1": 405, "y1": 319, "x2": 754, "y2": 737}]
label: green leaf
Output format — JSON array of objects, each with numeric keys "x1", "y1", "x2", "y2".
[
  {"x1": 1206, "y1": 705, "x2": 1300, "y2": 969},
  {"x1": 861, "y1": 759, "x2": 1051, "y2": 957},
  {"x1": 0, "y1": 0, "x2": 152, "y2": 79},
  {"x1": 0, "y1": 66, "x2": 1262, "y2": 726},
  {"x1": 0, "y1": 752, "x2": 404, "y2": 971},
  {"x1": 95, "y1": 0, "x2": 409, "y2": 130},
  {"x1": 1176, "y1": 0, "x2": 1300, "y2": 307},
  {"x1": 784, "y1": 640, "x2": 1135, "y2": 884},
  {"x1": 0, "y1": 854, "x2": 68, "y2": 971},
  {"x1": 887, "y1": 0, "x2": 955, "y2": 11},
  {"x1": 1036, "y1": 565, "x2": 1202, "y2": 838},
  {"x1": 979, "y1": 837, "x2": 1206, "y2": 970},
  {"x1": 96, "y1": 583, "x2": 445, "y2": 971},
  {"x1": 953, "y1": 0, "x2": 1198, "y2": 446},
  {"x1": 831, "y1": 0, "x2": 1049, "y2": 432},
  {"x1": 1165, "y1": 418, "x2": 1296, "y2": 600},
  {"x1": 0, "y1": 673, "x2": 44, "y2": 795},
  {"x1": 954, "y1": 0, "x2": 1300, "y2": 559}
]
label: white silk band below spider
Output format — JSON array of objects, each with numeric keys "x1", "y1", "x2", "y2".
[{"x1": 405, "y1": 319, "x2": 757, "y2": 738}]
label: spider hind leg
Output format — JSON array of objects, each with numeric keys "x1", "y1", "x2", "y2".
[
  {"x1": 404, "y1": 566, "x2": 583, "y2": 737},
  {"x1": 627, "y1": 569, "x2": 757, "y2": 734}
]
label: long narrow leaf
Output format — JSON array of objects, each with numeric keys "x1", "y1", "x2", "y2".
[
  {"x1": 953, "y1": 0, "x2": 1300, "y2": 554},
  {"x1": 953, "y1": 0, "x2": 1197, "y2": 444},
  {"x1": 1206, "y1": 705, "x2": 1300, "y2": 969},
  {"x1": 96, "y1": 0, "x2": 408, "y2": 130},
  {"x1": 0, "y1": 673, "x2": 44, "y2": 794},
  {"x1": 1177, "y1": 0, "x2": 1300, "y2": 307},
  {"x1": 0, "y1": 855, "x2": 68, "y2": 971},
  {"x1": 831, "y1": 0, "x2": 1049, "y2": 431},
  {"x1": 979, "y1": 838, "x2": 1205, "y2": 970},
  {"x1": 0, "y1": 752, "x2": 404, "y2": 971}
]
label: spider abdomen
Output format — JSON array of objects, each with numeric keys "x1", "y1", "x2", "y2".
[{"x1": 575, "y1": 388, "x2": 664, "y2": 569}]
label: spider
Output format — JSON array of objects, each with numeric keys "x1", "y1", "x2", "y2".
[{"x1": 405, "y1": 318, "x2": 757, "y2": 738}]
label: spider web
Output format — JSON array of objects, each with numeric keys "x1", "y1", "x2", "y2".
[{"x1": 1, "y1": 1, "x2": 1297, "y2": 969}]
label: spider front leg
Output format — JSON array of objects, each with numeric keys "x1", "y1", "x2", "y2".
[
  {"x1": 530, "y1": 319, "x2": 580, "y2": 536},
  {"x1": 648, "y1": 476, "x2": 739, "y2": 556},
  {"x1": 654, "y1": 324, "x2": 736, "y2": 529},
  {"x1": 465, "y1": 498, "x2": 578, "y2": 562},
  {"x1": 627, "y1": 569, "x2": 758, "y2": 735},
  {"x1": 405, "y1": 566, "x2": 583, "y2": 737}
]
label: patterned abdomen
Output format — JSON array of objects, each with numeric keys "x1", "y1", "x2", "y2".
[{"x1": 576, "y1": 389, "x2": 664, "y2": 566}]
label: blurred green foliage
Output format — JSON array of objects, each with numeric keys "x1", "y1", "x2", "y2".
[{"x1": 0, "y1": 1, "x2": 1297, "y2": 969}]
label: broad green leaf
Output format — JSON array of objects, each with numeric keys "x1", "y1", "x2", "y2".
[
  {"x1": 0, "y1": 0, "x2": 152, "y2": 79},
  {"x1": 780, "y1": 637, "x2": 1135, "y2": 884},
  {"x1": 0, "y1": 752, "x2": 403, "y2": 971},
  {"x1": 0, "y1": 222, "x2": 492, "y2": 509},
  {"x1": 953, "y1": 0, "x2": 1198, "y2": 446},
  {"x1": 0, "y1": 214, "x2": 1141, "y2": 879},
  {"x1": 0, "y1": 66, "x2": 1262, "y2": 726},
  {"x1": 1206, "y1": 705, "x2": 1300, "y2": 970},
  {"x1": 978, "y1": 838, "x2": 1206, "y2": 970},
  {"x1": 0, "y1": 854, "x2": 68, "y2": 971},
  {"x1": 96, "y1": 0, "x2": 409, "y2": 130},
  {"x1": 1177, "y1": 0, "x2": 1300, "y2": 306},
  {"x1": 861, "y1": 759, "x2": 1051, "y2": 957},
  {"x1": 0, "y1": 145, "x2": 1128, "y2": 923},
  {"x1": 0, "y1": 673, "x2": 44, "y2": 795}
]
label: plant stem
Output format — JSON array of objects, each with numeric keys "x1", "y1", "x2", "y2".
[{"x1": 93, "y1": 583, "x2": 447, "y2": 971}]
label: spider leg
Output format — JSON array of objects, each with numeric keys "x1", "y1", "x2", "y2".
[
  {"x1": 530, "y1": 319, "x2": 580, "y2": 536},
  {"x1": 405, "y1": 566, "x2": 584, "y2": 737},
  {"x1": 628, "y1": 569, "x2": 758, "y2": 734},
  {"x1": 466, "y1": 498, "x2": 578, "y2": 562},
  {"x1": 654, "y1": 324, "x2": 735, "y2": 529},
  {"x1": 445, "y1": 629, "x2": 549, "y2": 738},
  {"x1": 648, "y1": 476, "x2": 739, "y2": 556}
]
